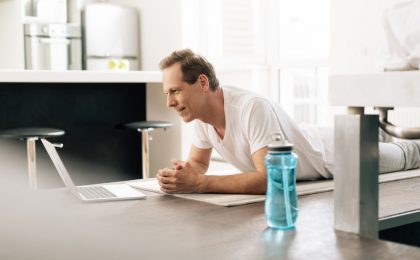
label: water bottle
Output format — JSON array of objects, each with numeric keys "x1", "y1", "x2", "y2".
[{"x1": 264, "y1": 133, "x2": 298, "y2": 230}]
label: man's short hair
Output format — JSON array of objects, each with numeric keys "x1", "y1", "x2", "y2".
[{"x1": 159, "y1": 49, "x2": 219, "y2": 91}]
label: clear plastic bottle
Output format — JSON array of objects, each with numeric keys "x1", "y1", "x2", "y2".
[{"x1": 264, "y1": 133, "x2": 298, "y2": 230}]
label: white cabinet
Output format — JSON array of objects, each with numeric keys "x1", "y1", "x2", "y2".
[{"x1": 0, "y1": 0, "x2": 25, "y2": 69}]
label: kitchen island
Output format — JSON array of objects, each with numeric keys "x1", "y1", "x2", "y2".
[{"x1": 0, "y1": 70, "x2": 180, "y2": 187}]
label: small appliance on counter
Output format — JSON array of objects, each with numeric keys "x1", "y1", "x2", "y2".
[
  {"x1": 83, "y1": 3, "x2": 140, "y2": 71},
  {"x1": 24, "y1": 23, "x2": 82, "y2": 70}
]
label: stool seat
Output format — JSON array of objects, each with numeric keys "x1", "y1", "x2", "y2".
[
  {"x1": 117, "y1": 120, "x2": 173, "y2": 179},
  {"x1": 0, "y1": 127, "x2": 65, "y2": 189},
  {"x1": 0, "y1": 127, "x2": 65, "y2": 139},
  {"x1": 118, "y1": 121, "x2": 173, "y2": 131}
]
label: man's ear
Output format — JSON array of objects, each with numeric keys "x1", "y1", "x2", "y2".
[{"x1": 198, "y1": 74, "x2": 209, "y2": 91}]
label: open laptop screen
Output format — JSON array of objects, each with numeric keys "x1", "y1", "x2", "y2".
[{"x1": 41, "y1": 139, "x2": 78, "y2": 193}]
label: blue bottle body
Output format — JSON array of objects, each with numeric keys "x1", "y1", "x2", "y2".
[{"x1": 265, "y1": 151, "x2": 298, "y2": 230}]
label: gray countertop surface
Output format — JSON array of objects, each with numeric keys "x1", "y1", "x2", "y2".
[{"x1": 1, "y1": 174, "x2": 420, "y2": 260}]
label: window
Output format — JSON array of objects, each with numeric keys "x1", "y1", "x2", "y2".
[{"x1": 181, "y1": 0, "x2": 331, "y2": 157}]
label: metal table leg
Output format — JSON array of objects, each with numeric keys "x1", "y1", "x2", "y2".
[{"x1": 334, "y1": 107, "x2": 379, "y2": 239}]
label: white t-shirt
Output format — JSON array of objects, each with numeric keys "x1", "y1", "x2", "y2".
[{"x1": 192, "y1": 86, "x2": 333, "y2": 180}]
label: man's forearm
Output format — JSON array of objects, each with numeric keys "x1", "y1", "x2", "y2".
[
  {"x1": 198, "y1": 172, "x2": 267, "y2": 194},
  {"x1": 187, "y1": 160, "x2": 208, "y2": 175}
]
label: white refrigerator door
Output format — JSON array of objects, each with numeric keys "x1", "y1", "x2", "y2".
[{"x1": 84, "y1": 3, "x2": 139, "y2": 57}]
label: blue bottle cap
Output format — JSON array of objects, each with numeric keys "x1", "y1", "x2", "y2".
[{"x1": 268, "y1": 133, "x2": 293, "y2": 152}]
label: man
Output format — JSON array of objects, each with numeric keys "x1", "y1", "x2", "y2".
[{"x1": 157, "y1": 49, "x2": 420, "y2": 194}]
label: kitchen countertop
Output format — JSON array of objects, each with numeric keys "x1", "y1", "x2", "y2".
[
  {"x1": 0, "y1": 70, "x2": 162, "y2": 83},
  {"x1": 1, "y1": 174, "x2": 420, "y2": 259}
]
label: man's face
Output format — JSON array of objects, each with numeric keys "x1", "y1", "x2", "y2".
[{"x1": 162, "y1": 63, "x2": 205, "y2": 123}]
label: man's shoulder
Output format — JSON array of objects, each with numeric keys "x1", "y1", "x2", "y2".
[{"x1": 223, "y1": 86, "x2": 271, "y2": 107}]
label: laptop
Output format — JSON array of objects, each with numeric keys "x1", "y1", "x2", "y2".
[{"x1": 41, "y1": 139, "x2": 146, "y2": 202}]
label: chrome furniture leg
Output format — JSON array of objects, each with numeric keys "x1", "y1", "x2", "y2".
[
  {"x1": 334, "y1": 109, "x2": 379, "y2": 239},
  {"x1": 117, "y1": 121, "x2": 173, "y2": 179},
  {"x1": 140, "y1": 129, "x2": 151, "y2": 179},
  {"x1": 26, "y1": 137, "x2": 38, "y2": 190}
]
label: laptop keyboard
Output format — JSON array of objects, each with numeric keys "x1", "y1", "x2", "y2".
[{"x1": 77, "y1": 186, "x2": 117, "y2": 200}]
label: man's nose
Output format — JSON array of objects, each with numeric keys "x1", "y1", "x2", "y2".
[{"x1": 166, "y1": 95, "x2": 176, "y2": 107}]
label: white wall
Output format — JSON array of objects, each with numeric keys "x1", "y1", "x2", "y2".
[
  {"x1": 330, "y1": 0, "x2": 403, "y2": 74},
  {"x1": 330, "y1": 0, "x2": 420, "y2": 127},
  {"x1": 0, "y1": 0, "x2": 25, "y2": 69},
  {"x1": 146, "y1": 83, "x2": 182, "y2": 176},
  {"x1": 330, "y1": 0, "x2": 380, "y2": 74}
]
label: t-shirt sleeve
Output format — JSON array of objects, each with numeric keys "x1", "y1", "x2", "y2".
[
  {"x1": 192, "y1": 120, "x2": 213, "y2": 149},
  {"x1": 243, "y1": 98, "x2": 283, "y2": 154}
]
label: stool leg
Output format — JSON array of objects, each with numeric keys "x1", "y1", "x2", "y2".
[
  {"x1": 141, "y1": 130, "x2": 150, "y2": 179},
  {"x1": 26, "y1": 137, "x2": 38, "y2": 189}
]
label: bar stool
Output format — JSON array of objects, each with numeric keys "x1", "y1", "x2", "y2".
[
  {"x1": 0, "y1": 127, "x2": 65, "y2": 189},
  {"x1": 117, "y1": 121, "x2": 173, "y2": 179}
]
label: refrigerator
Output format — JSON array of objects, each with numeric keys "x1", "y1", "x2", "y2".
[{"x1": 83, "y1": 3, "x2": 139, "y2": 70}]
